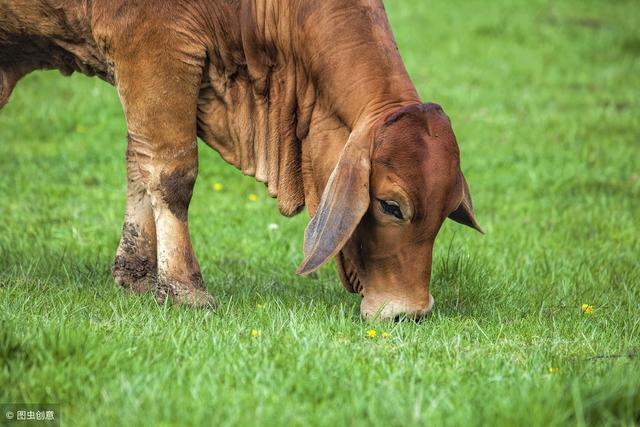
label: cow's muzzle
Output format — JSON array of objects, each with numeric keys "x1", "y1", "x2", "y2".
[{"x1": 360, "y1": 291, "x2": 434, "y2": 321}]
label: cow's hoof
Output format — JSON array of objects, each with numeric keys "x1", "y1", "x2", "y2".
[
  {"x1": 112, "y1": 255, "x2": 156, "y2": 294},
  {"x1": 155, "y1": 280, "x2": 217, "y2": 309}
]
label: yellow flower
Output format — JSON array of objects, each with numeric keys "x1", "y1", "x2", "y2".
[
  {"x1": 251, "y1": 329, "x2": 261, "y2": 337},
  {"x1": 381, "y1": 332, "x2": 390, "y2": 338},
  {"x1": 581, "y1": 304, "x2": 594, "y2": 314},
  {"x1": 548, "y1": 367, "x2": 559, "y2": 373},
  {"x1": 248, "y1": 193, "x2": 258, "y2": 201},
  {"x1": 213, "y1": 182, "x2": 224, "y2": 191},
  {"x1": 366, "y1": 329, "x2": 377, "y2": 338},
  {"x1": 256, "y1": 303, "x2": 264, "y2": 309}
]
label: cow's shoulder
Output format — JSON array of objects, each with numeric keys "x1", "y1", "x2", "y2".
[{"x1": 92, "y1": 1, "x2": 209, "y2": 57}]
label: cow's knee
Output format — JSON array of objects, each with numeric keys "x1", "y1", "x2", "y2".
[{"x1": 154, "y1": 162, "x2": 198, "y2": 223}]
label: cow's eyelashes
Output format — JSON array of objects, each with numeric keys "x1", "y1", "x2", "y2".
[{"x1": 379, "y1": 199, "x2": 404, "y2": 220}]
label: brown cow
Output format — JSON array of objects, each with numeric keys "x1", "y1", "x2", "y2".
[{"x1": 0, "y1": 0, "x2": 483, "y2": 320}]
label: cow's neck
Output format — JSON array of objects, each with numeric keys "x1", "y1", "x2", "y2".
[
  {"x1": 255, "y1": 1, "x2": 421, "y2": 214},
  {"x1": 198, "y1": 0, "x2": 421, "y2": 216},
  {"x1": 284, "y1": 0, "x2": 420, "y2": 129}
]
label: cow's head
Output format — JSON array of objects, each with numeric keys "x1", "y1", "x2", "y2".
[{"x1": 297, "y1": 103, "x2": 482, "y2": 320}]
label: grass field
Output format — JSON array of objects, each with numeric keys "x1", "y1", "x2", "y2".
[{"x1": 1, "y1": 0, "x2": 639, "y2": 425}]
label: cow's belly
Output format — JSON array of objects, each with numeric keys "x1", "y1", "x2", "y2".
[
  {"x1": 0, "y1": 36, "x2": 109, "y2": 81},
  {"x1": 0, "y1": 3, "x2": 110, "y2": 82}
]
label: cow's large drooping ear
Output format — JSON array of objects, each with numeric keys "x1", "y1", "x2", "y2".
[
  {"x1": 296, "y1": 129, "x2": 372, "y2": 275},
  {"x1": 448, "y1": 172, "x2": 484, "y2": 234}
]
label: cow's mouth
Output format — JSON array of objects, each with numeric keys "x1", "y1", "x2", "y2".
[{"x1": 336, "y1": 251, "x2": 363, "y2": 295}]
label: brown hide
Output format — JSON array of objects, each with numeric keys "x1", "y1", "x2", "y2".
[{"x1": 0, "y1": 0, "x2": 481, "y2": 318}]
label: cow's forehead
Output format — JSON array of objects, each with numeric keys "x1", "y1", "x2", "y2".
[
  {"x1": 373, "y1": 115, "x2": 459, "y2": 177},
  {"x1": 372, "y1": 116, "x2": 461, "y2": 206}
]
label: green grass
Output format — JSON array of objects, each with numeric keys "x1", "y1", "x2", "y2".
[{"x1": 1, "y1": 0, "x2": 639, "y2": 425}]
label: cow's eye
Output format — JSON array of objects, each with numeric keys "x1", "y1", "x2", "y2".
[{"x1": 379, "y1": 200, "x2": 404, "y2": 220}]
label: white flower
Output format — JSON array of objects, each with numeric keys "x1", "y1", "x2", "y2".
[{"x1": 268, "y1": 223, "x2": 279, "y2": 231}]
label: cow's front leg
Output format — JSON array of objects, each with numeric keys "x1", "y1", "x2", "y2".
[
  {"x1": 136, "y1": 138, "x2": 214, "y2": 308},
  {"x1": 114, "y1": 42, "x2": 215, "y2": 308},
  {"x1": 112, "y1": 141, "x2": 157, "y2": 294}
]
